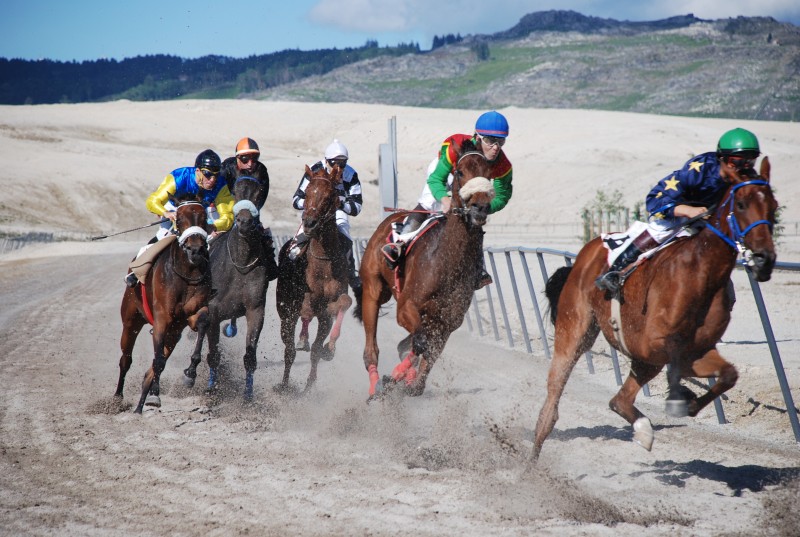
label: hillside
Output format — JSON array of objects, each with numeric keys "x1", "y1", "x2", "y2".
[{"x1": 256, "y1": 11, "x2": 800, "y2": 121}]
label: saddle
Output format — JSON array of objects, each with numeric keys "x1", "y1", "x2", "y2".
[
  {"x1": 386, "y1": 214, "x2": 444, "y2": 261},
  {"x1": 128, "y1": 235, "x2": 177, "y2": 282}
]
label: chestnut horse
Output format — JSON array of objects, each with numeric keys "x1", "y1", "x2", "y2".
[
  {"x1": 530, "y1": 158, "x2": 777, "y2": 461},
  {"x1": 183, "y1": 176, "x2": 270, "y2": 399},
  {"x1": 114, "y1": 201, "x2": 212, "y2": 414},
  {"x1": 275, "y1": 164, "x2": 352, "y2": 392},
  {"x1": 354, "y1": 140, "x2": 495, "y2": 400}
]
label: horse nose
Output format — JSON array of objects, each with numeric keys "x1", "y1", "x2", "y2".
[{"x1": 751, "y1": 251, "x2": 776, "y2": 282}]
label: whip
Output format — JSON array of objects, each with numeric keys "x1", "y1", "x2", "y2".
[{"x1": 90, "y1": 219, "x2": 166, "y2": 241}]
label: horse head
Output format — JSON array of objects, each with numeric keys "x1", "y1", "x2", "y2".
[
  {"x1": 451, "y1": 139, "x2": 495, "y2": 227},
  {"x1": 232, "y1": 176, "x2": 262, "y2": 236},
  {"x1": 301, "y1": 164, "x2": 340, "y2": 238},
  {"x1": 175, "y1": 201, "x2": 210, "y2": 266},
  {"x1": 714, "y1": 156, "x2": 777, "y2": 281}
]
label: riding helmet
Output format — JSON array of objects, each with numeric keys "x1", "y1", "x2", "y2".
[
  {"x1": 235, "y1": 137, "x2": 260, "y2": 156},
  {"x1": 717, "y1": 128, "x2": 760, "y2": 158},
  {"x1": 324, "y1": 139, "x2": 349, "y2": 160},
  {"x1": 475, "y1": 111, "x2": 509, "y2": 138},
  {"x1": 195, "y1": 149, "x2": 221, "y2": 172}
]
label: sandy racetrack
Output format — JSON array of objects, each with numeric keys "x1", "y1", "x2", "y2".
[{"x1": 1, "y1": 101, "x2": 799, "y2": 536}]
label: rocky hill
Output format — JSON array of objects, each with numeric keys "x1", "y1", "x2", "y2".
[{"x1": 256, "y1": 10, "x2": 800, "y2": 121}]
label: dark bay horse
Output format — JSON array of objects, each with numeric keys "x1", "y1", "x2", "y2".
[
  {"x1": 530, "y1": 158, "x2": 777, "y2": 461},
  {"x1": 114, "y1": 201, "x2": 212, "y2": 413},
  {"x1": 183, "y1": 176, "x2": 270, "y2": 400},
  {"x1": 354, "y1": 140, "x2": 495, "y2": 400},
  {"x1": 275, "y1": 164, "x2": 353, "y2": 392}
]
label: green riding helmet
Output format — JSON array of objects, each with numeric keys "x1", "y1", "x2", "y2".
[{"x1": 717, "y1": 128, "x2": 760, "y2": 158}]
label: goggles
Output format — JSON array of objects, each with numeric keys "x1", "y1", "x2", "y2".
[
  {"x1": 724, "y1": 155, "x2": 756, "y2": 171},
  {"x1": 238, "y1": 154, "x2": 259, "y2": 164},
  {"x1": 200, "y1": 168, "x2": 219, "y2": 179},
  {"x1": 481, "y1": 136, "x2": 505, "y2": 148},
  {"x1": 327, "y1": 158, "x2": 348, "y2": 169}
]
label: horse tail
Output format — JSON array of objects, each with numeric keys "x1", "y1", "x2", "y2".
[
  {"x1": 352, "y1": 288, "x2": 363, "y2": 322},
  {"x1": 545, "y1": 266, "x2": 572, "y2": 325}
]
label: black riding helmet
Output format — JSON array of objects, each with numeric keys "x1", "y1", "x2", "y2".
[{"x1": 195, "y1": 149, "x2": 221, "y2": 173}]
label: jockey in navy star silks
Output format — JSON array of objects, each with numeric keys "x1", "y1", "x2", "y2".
[{"x1": 595, "y1": 127, "x2": 763, "y2": 294}]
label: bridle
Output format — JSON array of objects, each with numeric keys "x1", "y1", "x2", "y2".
[
  {"x1": 450, "y1": 151, "x2": 488, "y2": 219},
  {"x1": 703, "y1": 179, "x2": 774, "y2": 261}
]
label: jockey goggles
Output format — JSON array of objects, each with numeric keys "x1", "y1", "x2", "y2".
[
  {"x1": 481, "y1": 135, "x2": 505, "y2": 148},
  {"x1": 200, "y1": 168, "x2": 219, "y2": 179},
  {"x1": 723, "y1": 154, "x2": 757, "y2": 171},
  {"x1": 237, "y1": 154, "x2": 258, "y2": 164},
  {"x1": 327, "y1": 157, "x2": 348, "y2": 169}
]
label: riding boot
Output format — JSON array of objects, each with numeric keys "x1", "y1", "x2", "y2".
[
  {"x1": 261, "y1": 227, "x2": 279, "y2": 281},
  {"x1": 288, "y1": 232, "x2": 308, "y2": 261},
  {"x1": 475, "y1": 256, "x2": 492, "y2": 290},
  {"x1": 381, "y1": 241, "x2": 404, "y2": 269},
  {"x1": 595, "y1": 230, "x2": 658, "y2": 293},
  {"x1": 124, "y1": 271, "x2": 139, "y2": 288},
  {"x1": 342, "y1": 236, "x2": 362, "y2": 296}
]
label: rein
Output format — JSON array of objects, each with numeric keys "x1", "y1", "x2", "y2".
[
  {"x1": 170, "y1": 244, "x2": 208, "y2": 284},
  {"x1": 703, "y1": 179, "x2": 773, "y2": 256},
  {"x1": 226, "y1": 228, "x2": 261, "y2": 272}
]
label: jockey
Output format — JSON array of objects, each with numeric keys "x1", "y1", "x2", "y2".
[
  {"x1": 288, "y1": 139, "x2": 364, "y2": 295},
  {"x1": 382, "y1": 110, "x2": 513, "y2": 289},
  {"x1": 595, "y1": 127, "x2": 763, "y2": 294},
  {"x1": 220, "y1": 137, "x2": 279, "y2": 281},
  {"x1": 124, "y1": 149, "x2": 234, "y2": 287}
]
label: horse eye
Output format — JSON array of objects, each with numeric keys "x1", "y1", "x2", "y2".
[{"x1": 736, "y1": 200, "x2": 746, "y2": 211}]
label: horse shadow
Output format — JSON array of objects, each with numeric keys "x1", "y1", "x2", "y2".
[{"x1": 535, "y1": 424, "x2": 800, "y2": 494}]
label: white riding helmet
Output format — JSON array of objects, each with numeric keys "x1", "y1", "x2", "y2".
[{"x1": 324, "y1": 139, "x2": 349, "y2": 160}]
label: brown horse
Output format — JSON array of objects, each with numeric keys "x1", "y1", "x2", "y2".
[
  {"x1": 354, "y1": 140, "x2": 495, "y2": 400},
  {"x1": 275, "y1": 164, "x2": 352, "y2": 392},
  {"x1": 530, "y1": 158, "x2": 777, "y2": 461},
  {"x1": 114, "y1": 201, "x2": 212, "y2": 414}
]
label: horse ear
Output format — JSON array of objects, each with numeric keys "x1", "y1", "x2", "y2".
[
  {"x1": 305, "y1": 164, "x2": 313, "y2": 177},
  {"x1": 760, "y1": 156, "x2": 770, "y2": 182}
]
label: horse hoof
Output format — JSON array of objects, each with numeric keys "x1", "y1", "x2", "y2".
[
  {"x1": 296, "y1": 339, "x2": 310, "y2": 352},
  {"x1": 144, "y1": 394, "x2": 161, "y2": 408},
  {"x1": 182, "y1": 374, "x2": 196, "y2": 388},
  {"x1": 665, "y1": 399, "x2": 689, "y2": 418},
  {"x1": 224, "y1": 323, "x2": 237, "y2": 338},
  {"x1": 632, "y1": 417, "x2": 654, "y2": 451},
  {"x1": 319, "y1": 346, "x2": 335, "y2": 361}
]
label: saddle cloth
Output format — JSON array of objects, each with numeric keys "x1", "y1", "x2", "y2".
[
  {"x1": 390, "y1": 214, "x2": 444, "y2": 245},
  {"x1": 601, "y1": 221, "x2": 694, "y2": 267}
]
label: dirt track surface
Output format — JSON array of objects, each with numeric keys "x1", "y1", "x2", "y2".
[{"x1": 1, "y1": 241, "x2": 799, "y2": 537}]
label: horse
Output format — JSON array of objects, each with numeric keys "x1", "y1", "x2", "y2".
[
  {"x1": 354, "y1": 139, "x2": 495, "y2": 400},
  {"x1": 529, "y1": 158, "x2": 777, "y2": 461},
  {"x1": 114, "y1": 201, "x2": 212, "y2": 414},
  {"x1": 275, "y1": 164, "x2": 353, "y2": 392},
  {"x1": 182, "y1": 175, "x2": 270, "y2": 400}
]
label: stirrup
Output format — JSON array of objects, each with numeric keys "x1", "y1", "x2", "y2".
[
  {"x1": 381, "y1": 243, "x2": 401, "y2": 269},
  {"x1": 595, "y1": 271, "x2": 621, "y2": 293}
]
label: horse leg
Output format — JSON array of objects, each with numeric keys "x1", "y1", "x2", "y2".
[
  {"x1": 205, "y1": 319, "x2": 222, "y2": 392},
  {"x1": 529, "y1": 315, "x2": 600, "y2": 464},
  {"x1": 322, "y1": 294, "x2": 353, "y2": 359},
  {"x1": 116, "y1": 317, "x2": 144, "y2": 398},
  {"x1": 685, "y1": 348, "x2": 738, "y2": 418},
  {"x1": 276, "y1": 315, "x2": 298, "y2": 393},
  {"x1": 184, "y1": 309, "x2": 212, "y2": 388},
  {"x1": 135, "y1": 325, "x2": 172, "y2": 413},
  {"x1": 306, "y1": 314, "x2": 333, "y2": 392},
  {"x1": 242, "y1": 307, "x2": 266, "y2": 401},
  {"x1": 297, "y1": 317, "x2": 311, "y2": 352},
  {"x1": 609, "y1": 360, "x2": 664, "y2": 451},
  {"x1": 145, "y1": 329, "x2": 182, "y2": 408},
  {"x1": 396, "y1": 334, "x2": 412, "y2": 359},
  {"x1": 361, "y1": 292, "x2": 384, "y2": 401},
  {"x1": 665, "y1": 355, "x2": 690, "y2": 418}
]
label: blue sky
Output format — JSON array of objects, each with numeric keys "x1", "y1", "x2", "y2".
[{"x1": 3, "y1": 0, "x2": 799, "y2": 62}]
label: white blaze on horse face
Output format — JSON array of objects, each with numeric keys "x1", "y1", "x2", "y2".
[{"x1": 459, "y1": 177, "x2": 495, "y2": 201}]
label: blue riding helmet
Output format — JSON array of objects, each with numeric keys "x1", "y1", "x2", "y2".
[{"x1": 475, "y1": 111, "x2": 509, "y2": 138}]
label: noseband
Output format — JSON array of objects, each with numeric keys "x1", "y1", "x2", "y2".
[
  {"x1": 176, "y1": 201, "x2": 209, "y2": 245},
  {"x1": 704, "y1": 179, "x2": 773, "y2": 258}
]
